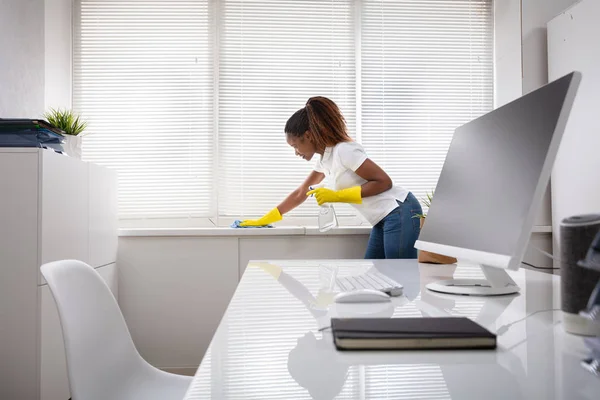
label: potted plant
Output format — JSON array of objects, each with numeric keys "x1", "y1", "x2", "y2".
[
  {"x1": 414, "y1": 190, "x2": 457, "y2": 264},
  {"x1": 43, "y1": 108, "x2": 87, "y2": 159}
]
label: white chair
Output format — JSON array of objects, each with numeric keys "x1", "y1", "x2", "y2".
[{"x1": 41, "y1": 260, "x2": 192, "y2": 400}]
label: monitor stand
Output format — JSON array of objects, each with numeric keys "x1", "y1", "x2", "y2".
[{"x1": 425, "y1": 265, "x2": 520, "y2": 296}]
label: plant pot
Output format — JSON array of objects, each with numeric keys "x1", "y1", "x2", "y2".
[
  {"x1": 62, "y1": 135, "x2": 82, "y2": 159},
  {"x1": 417, "y1": 217, "x2": 458, "y2": 264}
]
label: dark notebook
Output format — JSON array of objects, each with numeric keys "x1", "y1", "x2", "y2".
[{"x1": 331, "y1": 317, "x2": 496, "y2": 350}]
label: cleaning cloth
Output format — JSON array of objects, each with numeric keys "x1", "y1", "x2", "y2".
[{"x1": 230, "y1": 220, "x2": 273, "y2": 228}]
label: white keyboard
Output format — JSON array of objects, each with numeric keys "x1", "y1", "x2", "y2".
[{"x1": 336, "y1": 270, "x2": 404, "y2": 297}]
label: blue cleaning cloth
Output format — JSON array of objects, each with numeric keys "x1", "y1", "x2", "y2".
[{"x1": 230, "y1": 220, "x2": 273, "y2": 228}]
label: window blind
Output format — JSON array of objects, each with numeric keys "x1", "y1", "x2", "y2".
[
  {"x1": 74, "y1": 0, "x2": 214, "y2": 220},
  {"x1": 218, "y1": 0, "x2": 356, "y2": 217},
  {"x1": 73, "y1": 0, "x2": 493, "y2": 224},
  {"x1": 361, "y1": 0, "x2": 493, "y2": 209}
]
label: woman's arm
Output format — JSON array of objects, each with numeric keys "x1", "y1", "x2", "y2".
[
  {"x1": 306, "y1": 154, "x2": 393, "y2": 207},
  {"x1": 277, "y1": 170, "x2": 325, "y2": 214},
  {"x1": 354, "y1": 158, "x2": 393, "y2": 198},
  {"x1": 239, "y1": 171, "x2": 325, "y2": 227}
]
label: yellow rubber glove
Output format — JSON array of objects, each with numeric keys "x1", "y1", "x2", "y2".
[
  {"x1": 306, "y1": 186, "x2": 362, "y2": 206},
  {"x1": 239, "y1": 207, "x2": 282, "y2": 227}
]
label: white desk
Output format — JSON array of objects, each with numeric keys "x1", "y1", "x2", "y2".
[{"x1": 184, "y1": 260, "x2": 600, "y2": 399}]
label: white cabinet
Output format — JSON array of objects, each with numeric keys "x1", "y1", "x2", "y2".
[
  {"x1": 40, "y1": 151, "x2": 89, "y2": 269},
  {"x1": 0, "y1": 148, "x2": 118, "y2": 400}
]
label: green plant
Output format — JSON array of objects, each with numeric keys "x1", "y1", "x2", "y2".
[
  {"x1": 413, "y1": 190, "x2": 434, "y2": 219},
  {"x1": 43, "y1": 108, "x2": 87, "y2": 136}
]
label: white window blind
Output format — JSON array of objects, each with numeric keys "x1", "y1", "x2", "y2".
[
  {"x1": 218, "y1": 0, "x2": 356, "y2": 217},
  {"x1": 73, "y1": 0, "x2": 493, "y2": 224},
  {"x1": 74, "y1": 0, "x2": 214, "y2": 219},
  {"x1": 361, "y1": 0, "x2": 493, "y2": 208}
]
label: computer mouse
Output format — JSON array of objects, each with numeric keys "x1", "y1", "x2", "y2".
[{"x1": 333, "y1": 289, "x2": 391, "y2": 304}]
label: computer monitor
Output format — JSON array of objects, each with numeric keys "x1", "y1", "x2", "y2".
[{"x1": 415, "y1": 71, "x2": 581, "y2": 296}]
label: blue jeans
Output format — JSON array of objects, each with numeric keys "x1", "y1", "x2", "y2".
[{"x1": 364, "y1": 192, "x2": 422, "y2": 259}]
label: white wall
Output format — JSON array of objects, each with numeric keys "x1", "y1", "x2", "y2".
[
  {"x1": 548, "y1": 0, "x2": 600, "y2": 258},
  {"x1": 521, "y1": 0, "x2": 581, "y2": 95},
  {"x1": 495, "y1": 0, "x2": 580, "y2": 112},
  {"x1": 44, "y1": 0, "x2": 72, "y2": 109},
  {"x1": 0, "y1": 0, "x2": 45, "y2": 117},
  {"x1": 0, "y1": 0, "x2": 72, "y2": 117},
  {"x1": 494, "y1": 0, "x2": 522, "y2": 108}
]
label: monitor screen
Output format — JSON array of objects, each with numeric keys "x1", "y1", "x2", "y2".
[{"x1": 416, "y1": 72, "x2": 580, "y2": 269}]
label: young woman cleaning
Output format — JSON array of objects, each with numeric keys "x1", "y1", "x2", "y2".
[{"x1": 240, "y1": 96, "x2": 422, "y2": 259}]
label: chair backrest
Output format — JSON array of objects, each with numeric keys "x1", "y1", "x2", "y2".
[{"x1": 41, "y1": 260, "x2": 143, "y2": 399}]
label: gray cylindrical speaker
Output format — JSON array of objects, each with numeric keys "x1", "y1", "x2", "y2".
[{"x1": 560, "y1": 214, "x2": 600, "y2": 336}]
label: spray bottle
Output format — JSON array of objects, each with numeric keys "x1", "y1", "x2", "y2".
[{"x1": 309, "y1": 183, "x2": 339, "y2": 232}]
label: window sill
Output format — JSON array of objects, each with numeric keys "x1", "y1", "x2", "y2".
[
  {"x1": 118, "y1": 226, "x2": 372, "y2": 237},
  {"x1": 118, "y1": 225, "x2": 552, "y2": 237}
]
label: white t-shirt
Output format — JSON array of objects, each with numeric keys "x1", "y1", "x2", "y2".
[{"x1": 313, "y1": 141, "x2": 409, "y2": 226}]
